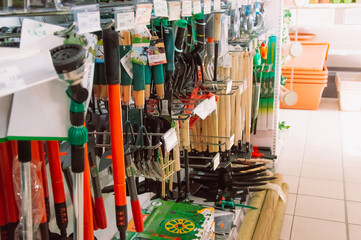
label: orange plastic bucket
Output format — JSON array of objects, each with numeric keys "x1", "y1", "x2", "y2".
[{"x1": 280, "y1": 82, "x2": 327, "y2": 110}]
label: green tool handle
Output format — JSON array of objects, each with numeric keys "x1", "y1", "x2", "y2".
[
  {"x1": 152, "y1": 64, "x2": 165, "y2": 99},
  {"x1": 132, "y1": 63, "x2": 146, "y2": 108},
  {"x1": 164, "y1": 26, "x2": 175, "y2": 75}
]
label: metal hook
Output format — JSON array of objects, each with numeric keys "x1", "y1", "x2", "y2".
[
  {"x1": 102, "y1": 19, "x2": 115, "y2": 30},
  {"x1": 54, "y1": 22, "x2": 75, "y2": 37}
]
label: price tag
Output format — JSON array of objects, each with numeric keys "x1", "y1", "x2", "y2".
[
  {"x1": 154, "y1": 0, "x2": 169, "y2": 17},
  {"x1": 163, "y1": 128, "x2": 178, "y2": 153},
  {"x1": 115, "y1": 11, "x2": 135, "y2": 31},
  {"x1": 213, "y1": 0, "x2": 221, "y2": 10},
  {"x1": 193, "y1": 96, "x2": 217, "y2": 120},
  {"x1": 223, "y1": 54, "x2": 232, "y2": 68},
  {"x1": 193, "y1": 0, "x2": 201, "y2": 14},
  {"x1": 168, "y1": 1, "x2": 181, "y2": 21},
  {"x1": 136, "y1": 4, "x2": 153, "y2": 26},
  {"x1": 121, "y1": 52, "x2": 133, "y2": 79},
  {"x1": 203, "y1": 0, "x2": 211, "y2": 14},
  {"x1": 76, "y1": 10, "x2": 101, "y2": 34},
  {"x1": 226, "y1": 80, "x2": 232, "y2": 94},
  {"x1": 182, "y1": 0, "x2": 192, "y2": 17},
  {"x1": 0, "y1": 66, "x2": 24, "y2": 97},
  {"x1": 212, "y1": 153, "x2": 220, "y2": 170},
  {"x1": 228, "y1": 134, "x2": 235, "y2": 150}
]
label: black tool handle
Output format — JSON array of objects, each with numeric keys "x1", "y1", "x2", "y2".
[
  {"x1": 103, "y1": 28, "x2": 120, "y2": 85},
  {"x1": 18, "y1": 141, "x2": 31, "y2": 163}
]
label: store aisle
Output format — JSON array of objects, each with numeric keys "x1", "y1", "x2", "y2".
[{"x1": 278, "y1": 98, "x2": 361, "y2": 240}]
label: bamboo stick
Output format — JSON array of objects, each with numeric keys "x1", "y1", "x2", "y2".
[{"x1": 269, "y1": 183, "x2": 289, "y2": 240}]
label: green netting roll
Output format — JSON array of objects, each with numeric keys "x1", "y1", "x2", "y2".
[
  {"x1": 132, "y1": 63, "x2": 146, "y2": 91},
  {"x1": 152, "y1": 64, "x2": 164, "y2": 84},
  {"x1": 119, "y1": 45, "x2": 132, "y2": 86},
  {"x1": 145, "y1": 62, "x2": 152, "y2": 85}
]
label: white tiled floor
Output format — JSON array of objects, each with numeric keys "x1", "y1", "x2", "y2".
[{"x1": 278, "y1": 98, "x2": 361, "y2": 240}]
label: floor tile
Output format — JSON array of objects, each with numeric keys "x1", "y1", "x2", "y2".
[
  {"x1": 280, "y1": 214, "x2": 293, "y2": 240},
  {"x1": 279, "y1": 148, "x2": 304, "y2": 163},
  {"x1": 349, "y1": 224, "x2": 361, "y2": 240},
  {"x1": 344, "y1": 167, "x2": 361, "y2": 184},
  {"x1": 285, "y1": 194, "x2": 297, "y2": 215},
  {"x1": 347, "y1": 201, "x2": 361, "y2": 225},
  {"x1": 277, "y1": 161, "x2": 302, "y2": 177},
  {"x1": 301, "y1": 162, "x2": 343, "y2": 181},
  {"x1": 282, "y1": 175, "x2": 300, "y2": 194},
  {"x1": 303, "y1": 149, "x2": 342, "y2": 166},
  {"x1": 298, "y1": 177, "x2": 344, "y2": 199},
  {"x1": 345, "y1": 182, "x2": 361, "y2": 202},
  {"x1": 295, "y1": 195, "x2": 345, "y2": 222},
  {"x1": 305, "y1": 139, "x2": 342, "y2": 154},
  {"x1": 291, "y1": 216, "x2": 347, "y2": 240}
]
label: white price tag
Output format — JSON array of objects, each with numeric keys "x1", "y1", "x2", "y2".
[
  {"x1": 0, "y1": 66, "x2": 24, "y2": 97},
  {"x1": 76, "y1": 11, "x2": 101, "y2": 34},
  {"x1": 231, "y1": 0, "x2": 237, "y2": 9},
  {"x1": 203, "y1": 0, "x2": 211, "y2": 14},
  {"x1": 213, "y1": 0, "x2": 221, "y2": 10},
  {"x1": 228, "y1": 134, "x2": 234, "y2": 150},
  {"x1": 223, "y1": 54, "x2": 232, "y2": 68},
  {"x1": 154, "y1": 0, "x2": 169, "y2": 17},
  {"x1": 212, "y1": 153, "x2": 220, "y2": 170},
  {"x1": 226, "y1": 80, "x2": 232, "y2": 94},
  {"x1": 193, "y1": 0, "x2": 202, "y2": 14},
  {"x1": 182, "y1": 0, "x2": 192, "y2": 17},
  {"x1": 115, "y1": 11, "x2": 135, "y2": 31},
  {"x1": 193, "y1": 96, "x2": 217, "y2": 120},
  {"x1": 163, "y1": 128, "x2": 178, "y2": 153},
  {"x1": 136, "y1": 4, "x2": 153, "y2": 25},
  {"x1": 168, "y1": 1, "x2": 181, "y2": 21},
  {"x1": 121, "y1": 52, "x2": 133, "y2": 79}
]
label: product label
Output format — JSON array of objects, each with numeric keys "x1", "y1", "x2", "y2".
[
  {"x1": 212, "y1": 153, "x2": 220, "y2": 170},
  {"x1": 168, "y1": 1, "x2": 181, "y2": 21},
  {"x1": 135, "y1": 4, "x2": 153, "y2": 26},
  {"x1": 115, "y1": 11, "x2": 135, "y2": 31},
  {"x1": 193, "y1": 0, "x2": 202, "y2": 14},
  {"x1": 154, "y1": 0, "x2": 169, "y2": 17},
  {"x1": 163, "y1": 128, "x2": 178, "y2": 153},
  {"x1": 213, "y1": 0, "x2": 221, "y2": 10},
  {"x1": 76, "y1": 10, "x2": 101, "y2": 34},
  {"x1": 0, "y1": 66, "x2": 24, "y2": 97},
  {"x1": 203, "y1": 0, "x2": 211, "y2": 14},
  {"x1": 121, "y1": 52, "x2": 133, "y2": 79},
  {"x1": 193, "y1": 95, "x2": 217, "y2": 120},
  {"x1": 182, "y1": 0, "x2": 192, "y2": 17},
  {"x1": 226, "y1": 80, "x2": 232, "y2": 94}
]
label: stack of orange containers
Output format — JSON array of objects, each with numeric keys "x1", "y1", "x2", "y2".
[{"x1": 281, "y1": 42, "x2": 330, "y2": 110}]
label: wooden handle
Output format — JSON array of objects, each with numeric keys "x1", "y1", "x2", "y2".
[
  {"x1": 180, "y1": 119, "x2": 190, "y2": 149},
  {"x1": 100, "y1": 85, "x2": 108, "y2": 100},
  {"x1": 122, "y1": 85, "x2": 131, "y2": 104},
  {"x1": 93, "y1": 85, "x2": 100, "y2": 100},
  {"x1": 245, "y1": 52, "x2": 252, "y2": 143},
  {"x1": 214, "y1": 13, "x2": 222, "y2": 42},
  {"x1": 145, "y1": 85, "x2": 151, "y2": 99},
  {"x1": 134, "y1": 90, "x2": 145, "y2": 109},
  {"x1": 253, "y1": 173, "x2": 283, "y2": 240},
  {"x1": 120, "y1": 30, "x2": 131, "y2": 45},
  {"x1": 155, "y1": 84, "x2": 164, "y2": 99},
  {"x1": 202, "y1": 118, "x2": 208, "y2": 152}
]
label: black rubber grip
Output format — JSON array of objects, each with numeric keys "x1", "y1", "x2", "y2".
[
  {"x1": 116, "y1": 205, "x2": 127, "y2": 239},
  {"x1": 55, "y1": 202, "x2": 68, "y2": 237},
  {"x1": 45, "y1": 197, "x2": 50, "y2": 222},
  {"x1": 175, "y1": 27, "x2": 186, "y2": 53},
  {"x1": 18, "y1": 141, "x2": 31, "y2": 163},
  {"x1": 7, "y1": 222, "x2": 17, "y2": 240},
  {"x1": 70, "y1": 112, "x2": 85, "y2": 127},
  {"x1": 71, "y1": 145, "x2": 85, "y2": 173},
  {"x1": 67, "y1": 84, "x2": 89, "y2": 103},
  {"x1": 102, "y1": 28, "x2": 120, "y2": 85},
  {"x1": 0, "y1": 226, "x2": 9, "y2": 240},
  {"x1": 39, "y1": 222, "x2": 49, "y2": 240}
]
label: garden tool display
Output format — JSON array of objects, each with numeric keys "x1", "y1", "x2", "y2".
[
  {"x1": 50, "y1": 43, "x2": 88, "y2": 240},
  {"x1": 119, "y1": 30, "x2": 133, "y2": 104},
  {"x1": 103, "y1": 26, "x2": 128, "y2": 239},
  {"x1": 172, "y1": 20, "x2": 187, "y2": 95}
]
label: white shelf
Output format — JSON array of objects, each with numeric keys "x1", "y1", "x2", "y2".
[{"x1": 298, "y1": 3, "x2": 361, "y2": 9}]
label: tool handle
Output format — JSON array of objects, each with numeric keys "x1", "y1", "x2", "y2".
[
  {"x1": 94, "y1": 197, "x2": 107, "y2": 229},
  {"x1": 133, "y1": 63, "x2": 146, "y2": 108},
  {"x1": 18, "y1": 140, "x2": 31, "y2": 163},
  {"x1": 180, "y1": 118, "x2": 190, "y2": 149},
  {"x1": 195, "y1": 13, "x2": 205, "y2": 51},
  {"x1": 173, "y1": 121, "x2": 181, "y2": 171},
  {"x1": 152, "y1": 65, "x2": 165, "y2": 99},
  {"x1": 145, "y1": 62, "x2": 152, "y2": 99},
  {"x1": 164, "y1": 26, "x2": 175, "y2": 74},
  {"x1": 131, "y1": 199, "x2": 143, "y2": 231},
  {"x1": 214, "y1": 13, "x2": 222, "y2": 42},
  {"x1": 175, "y1": 21, "x2": 187, "y2": 56},
  {"x1": 103, "y1": 28, "x2": 120, "y2": 85}
]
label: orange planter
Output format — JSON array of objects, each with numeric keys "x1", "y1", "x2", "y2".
[{"x1": 280, "y1": 82, "x2": 327, "y2": 110}]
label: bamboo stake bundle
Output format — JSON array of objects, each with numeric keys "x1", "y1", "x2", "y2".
[
  {"x1": 210, "y1": 107, "x2": 219, "y2": 153},
  {"x1": 224, "y1": 66, "x2": 231, "y2": 150},
  {"x1": 252, "y1": 173, "x2": 283, "y2": 240},
  {"x1": 236, "y1": 190, "x2": 267, "y2": 240},
  {"x1": 269, "y1": 183, "x2": 289, "y2": 240}
]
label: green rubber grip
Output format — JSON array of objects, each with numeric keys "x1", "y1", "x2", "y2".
[
  {"x1": 152, "y1": 65, "x2": 164, "y2": 85},
  {"x1": 164, "y1": 27, "x2": 175, "y2": 75},
  {"x1": 145, "y1": 62, "x2": 152, "y2": 85},
  {"x1": 132, "y1": 63, "x2": 146, "y2": 91},
  {"x1": 119, "y1": 45, "x2": 132, "y2": 86}
]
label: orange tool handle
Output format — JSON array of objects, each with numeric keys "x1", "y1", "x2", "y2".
[{"x1": 83, "y1": 143, "x2": 95, "y2": 240}]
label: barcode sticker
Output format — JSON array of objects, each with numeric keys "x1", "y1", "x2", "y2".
[
  {"x1": 226, "y1": 80, "x2": 232, "y2": 94},
  {"x1": 213, "y1": 0, "x2": 221, "y2": 10},
  {"x1": 115, "y1": 11, "x2": 135, "y2": 31},
  {"x1": 0, "y1": 66, "x2": 24, "y2": 97},
  {"x1": 203, "y1": 0, "x2": 211, "y2": 14},
  {"x1": 154, "y1": 0, "x2": 169, "y2": 17},
  {"x1": 163, "y1": 128, "x2": 178, "y2": 153},
  {"x1": 193, "y1": 0, "x2": 201, "y2": 14},
  {"x1": 168, "y1": 1, "x2": 181, "y2": 21},
  {"x1": 182, "y1": 0, "x2": 192, "y2": 16},
  {"x1": 121, "y1": 52, "x2": 133, "y2": 79},
  {"x1": 76, "y1": 11, "x2": 101, "y2": 34}
]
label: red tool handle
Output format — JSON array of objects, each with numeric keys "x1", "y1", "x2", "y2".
[
  {"x1": 38, "y1": 142, "x2": 51, "y2": 221},
  {"x1": 131, "y1": 200, "x2": 143, "y2": 231},
  {"x1": 0, "y1": 151, "x2": 9, "y2": 240},
  {"x1": 94, "y1": 197, "x2": 107, "y2": 229},
  {"x1": 83, "y1": 143, "x2": 95, "y2": 240},
  {"x1": 46, "y1": 141, "x2": 68, "y2": 237},
  {"x1": 103, "y1": 27, "x2": 128, "y2": 239}
]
